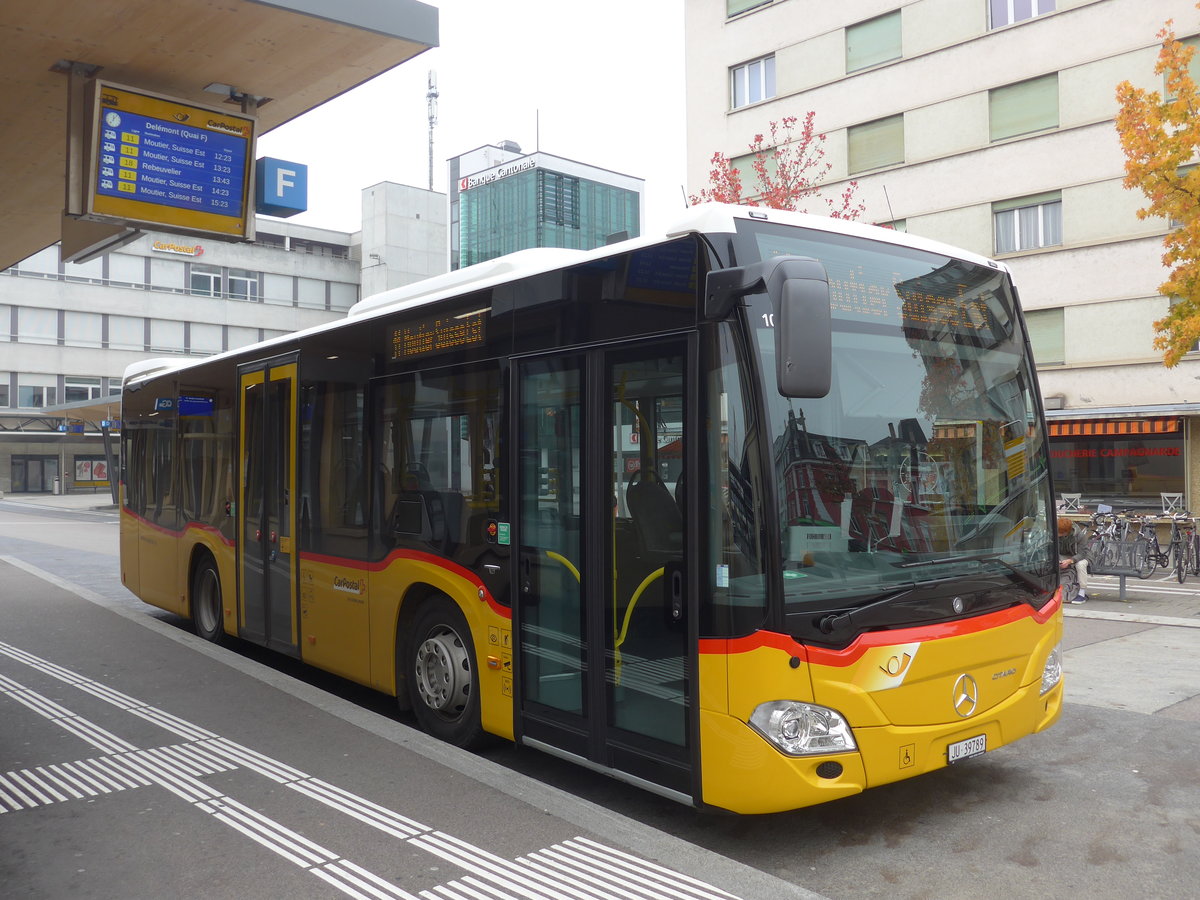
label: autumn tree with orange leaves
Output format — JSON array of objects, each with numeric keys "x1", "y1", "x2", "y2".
[
  {"x1": 690, "y1": 113, "x2": 865, "y2": 219},
  {"x1": 1115, "y1": 7, "x2": 1200, "y2": 366}
]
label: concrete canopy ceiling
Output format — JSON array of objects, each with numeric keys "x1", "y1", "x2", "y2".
[{"x1": 0, "y1": 0, "x2": 438, "y2": 271}]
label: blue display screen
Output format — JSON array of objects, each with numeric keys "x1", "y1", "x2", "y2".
[{"x1": 95, "y1": 109, "x2": 248, "y2": 217}]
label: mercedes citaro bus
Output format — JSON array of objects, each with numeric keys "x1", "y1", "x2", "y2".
[{"x1": 120, "y1": 204, "x2": 1062, "y2": 814}]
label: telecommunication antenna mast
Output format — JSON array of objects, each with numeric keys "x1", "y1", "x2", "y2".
[{"x1": 426, "y1": 70, "x2": 439, "y2": 191}]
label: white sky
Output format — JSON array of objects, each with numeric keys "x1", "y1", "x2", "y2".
[{"x1": 256, "y1": 1, "x2": 688, "y2": 237}]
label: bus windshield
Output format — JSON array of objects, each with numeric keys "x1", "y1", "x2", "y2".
[{"x1": 737, "y1": 222, "x2": 1053, "y2": 614}]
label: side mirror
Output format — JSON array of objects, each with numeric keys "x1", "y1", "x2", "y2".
[
  {"x1": 772, "y1": 260, "x2": 831, "y2": 398},
  {"x1": 704, "y1": 255, "x2": 831, "y2": 398}
]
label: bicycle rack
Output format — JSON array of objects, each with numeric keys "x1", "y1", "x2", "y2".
[{"x1": 1089, "y1": 537, "x2": 1148, "y2": 600}]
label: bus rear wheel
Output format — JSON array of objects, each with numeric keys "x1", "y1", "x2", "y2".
[
  {"x1": 406, "y1": 596, "x2": 487, "y2": 749},
  {"x1": 191, "y1": 557, "x2": 225, "y2": 644}
]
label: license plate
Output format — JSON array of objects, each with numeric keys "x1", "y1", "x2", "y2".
[{"x1": 947, "y1": 734, "x2": 987, "y2": 764}]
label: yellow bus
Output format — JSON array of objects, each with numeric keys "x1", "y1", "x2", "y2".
[{"x1": 119, "y1": 204, "x2": 1063, "y2": 814}]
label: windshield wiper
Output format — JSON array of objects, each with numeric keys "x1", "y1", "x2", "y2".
[
  {"x1": 817, "y1": 588, "x2": 914, "y2": 634},
  {"x1": 894, "y1": 552, "x2": 1046, "y2": 593},
  {"x1": 893, "y1": 551, "x2": 1001, "y2": 568}
]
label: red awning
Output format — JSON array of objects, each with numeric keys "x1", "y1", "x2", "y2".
[{"x1": 1048, "y1": 417, "x2": 1181, "y2": 438}]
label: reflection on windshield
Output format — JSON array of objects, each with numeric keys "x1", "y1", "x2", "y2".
[{"x1": 743, "y1": 226, "x2": 1052, "y2": 608}]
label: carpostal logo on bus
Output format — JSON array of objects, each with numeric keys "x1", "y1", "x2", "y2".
[
  {"x1": 459, "y1": 157, "x2": 537, "y2": 191},
  {"x1": 332, "y1": 575, "x2": 366, "y2": 596}
]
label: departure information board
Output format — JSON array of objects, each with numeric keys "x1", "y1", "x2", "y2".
[
  {"x1": 392, "y1": 311, "x2": 487, "y2": 360},
  {"x1": 87, "y1": 82, "x2": 255, "y2": 238}
]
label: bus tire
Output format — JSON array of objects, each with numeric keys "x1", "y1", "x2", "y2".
[
  {"x1": 191, "y1": 556, "x2": 225, "y2": 644},
  {"x1": 406, "y1": 596, "x2": 487, "y2": 749}
]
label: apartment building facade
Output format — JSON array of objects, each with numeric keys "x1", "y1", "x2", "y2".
[{"x1": 686, "y1": 0, "x2": 1200, "y2": 509}]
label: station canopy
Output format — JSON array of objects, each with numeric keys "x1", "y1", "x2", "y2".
[{"x1": 0, "y1": 0, "x2": 439, "y2": 271}]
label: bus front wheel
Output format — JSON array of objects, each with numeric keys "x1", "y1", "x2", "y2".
[
  {"x1": 406, "y1": 596, "x2": 486, "y2": 749},
  {"x1": 191, "y1": 557, "x2": 225, "y2": 644}
]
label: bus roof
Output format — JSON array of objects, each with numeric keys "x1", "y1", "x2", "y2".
[{"x1": 123, "y1": 203, "x2": 1009, "y2": 388}]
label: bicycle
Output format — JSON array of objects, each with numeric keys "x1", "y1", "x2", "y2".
[
  {"x1": 1135, "y1": 514, "x2": 1171, "y2": 579},
  {"x1": 1172, "y1": 513, "x2": 1199, "y2": 583},
  {"x1": 1086, "y1": 512, "x2": 1121, "y2": 571}
]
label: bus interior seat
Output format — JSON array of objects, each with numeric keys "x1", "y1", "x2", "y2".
[{"x1": 627, "y1": 473, "x2": 682, "y2": 556}]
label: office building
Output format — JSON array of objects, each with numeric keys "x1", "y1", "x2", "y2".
[
  {"x1": 0, "y1": 183, "x2": 446, "y2": 495},
  {"x1": 685, "y1": 0, "x2": 1200, "y2": 509},
  {"x1": 449, "y1": 143, "x2": 643, "y2": 269}
]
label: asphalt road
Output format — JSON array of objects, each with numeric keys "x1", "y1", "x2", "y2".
[{"x1": 2, "y1": 496, "x2": 1198, "y2": 899}]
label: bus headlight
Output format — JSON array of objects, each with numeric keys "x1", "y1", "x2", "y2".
[
  {"x1": 749, "y1": 700, "x2": 857, "y2": 756},
  {"x1": 1040, "y1": 643, "x2": 1063, "y2": 695}
]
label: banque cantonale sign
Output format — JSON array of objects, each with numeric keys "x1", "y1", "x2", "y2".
[{"x1": 459, "y1": 157, "x2": 538, "y2": 192}]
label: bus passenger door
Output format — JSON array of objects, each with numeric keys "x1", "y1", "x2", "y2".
[
  {"x1": 515, "y1": 340, "x2": 693, "y2": 801},
  {"x1": 238, "y1": 357, "x2": 299, "y2": 655}
]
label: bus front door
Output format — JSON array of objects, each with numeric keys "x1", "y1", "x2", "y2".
[
  {"x1": 238, "y1": 357, "x2": 299, "y2": 655},
  {"x1": 516, "y1": 340, "x2": 694, "y2": 802}
]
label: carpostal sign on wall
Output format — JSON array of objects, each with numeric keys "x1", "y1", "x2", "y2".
[
  {"x1": 458, "y1": 156, "x2": 538, "y2": 192},
  {"x1": 85, "y1": 82, "x2": 256, "y2": 239}
]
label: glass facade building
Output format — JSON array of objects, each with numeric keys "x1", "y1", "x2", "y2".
[{"x1": 452, "y1": 149, "x2": 643, "y2": 270}]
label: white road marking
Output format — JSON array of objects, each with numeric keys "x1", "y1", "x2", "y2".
[{"x1": 0, "y1": 640, "x2": 744, "y2": 899}]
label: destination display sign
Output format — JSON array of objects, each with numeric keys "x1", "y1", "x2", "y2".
[
  {"x1": 86, "y1": 82, "x2": 255, "y2": 238},
  {"x1": 391, "y1": 311, "x2": 487, "y2": 361}
]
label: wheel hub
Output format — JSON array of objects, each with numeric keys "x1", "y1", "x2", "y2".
[{"x1": 414, "y1": 626, "x2": 470, "y2": 714}]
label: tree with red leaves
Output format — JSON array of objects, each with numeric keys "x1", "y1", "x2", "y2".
[{"x1": 690, "y1": 113, "x2": 864, "y2": 219}]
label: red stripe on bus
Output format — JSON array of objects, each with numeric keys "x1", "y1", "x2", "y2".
[
  {"x1": 123, "y1": 509, "x2": 234, "y2": 546},
  {"x1": 298, "y1": 548, "x2": 509, "y2": 618},
  {"x1": 700, "y1": 596, "x2": 1059, "y2": 665}
]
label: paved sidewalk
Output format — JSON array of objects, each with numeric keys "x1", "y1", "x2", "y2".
[
  {"x1": 1067, "y1": 572, "x2": 1200, "y2": 625},
  {"x1": 0, "y1": 490, "x2": 118, "y2": 511}
]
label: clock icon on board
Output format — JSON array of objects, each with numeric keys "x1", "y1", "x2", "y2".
[{"x1": 105, "y1": 111, "x2": 121, "y2": 127}]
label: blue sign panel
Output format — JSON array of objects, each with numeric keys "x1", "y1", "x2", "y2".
[
  {"x1": 154, "y1": 398, "x2": 175, "y2": 412},
  {"x1": 96, "y1": 113, "x2": 248, "y2": 217},
  {"x1": 255, "y1": 158, "x2": 308, "y2": 217},
  {"x1": 88, "y1": 84, "x2": 255, "y2": 239},
  {"x1": 178, "y1": 396, "x2": 215, "y2": 417}
]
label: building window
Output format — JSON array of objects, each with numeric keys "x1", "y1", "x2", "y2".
[
  {"x1": 65, "y1": 376, "x2": 103, "y2": 403},
  {"x1": 0, "y1": 375, "x2": 9, "y2": 408},
  {"x1": 190, "y1": 322, "x2": 224, "y2": 356},
  {"x1": 1024, "y1": 308, "x2": 1065, "y2": 365},
  {"x1": 539, "y1": 171, "x2": 580, "y2": 228},
  {"x1": 846, "y1": 11, "x2": 901, "y2": 73},
  {"x1": 727, "y1": 0, "x2": 771, "y2": 15},
  {"x1": 108, "y1": 315, "x2": 145, "y2": 351},
  {"x1": 108, "y1": 253, "x2": 146, "y2": 287},
  {"x1": 731, "y1": 55, "x2": 776, "y2": 109},
  {"x1": 990, "y1": 0, "x2": 1054, "y2": 29},
  {"x1": 989, "y1": 73, "x2": 1058, "y2": 141},
  {"x1": 14, "y1": 246, "x2": 58, "y2": 278},
  {"x1": 847, "y1": 114, "x2": 904, "y2": 174},
  {"x1": 17, "y1": 307, "x2": 58, "y2": 345},
  {"x1": 190, "y1": 264, "x2": 222, "y2": 297},
  {"x1": 17, "y1": 374, "x2": 57, "y2": 408},
  {"x1": 1167, "y1": 38, "x2": 1200, "y2": 101},
  {"x1": 65, "y1": 311, "x2": 103, "y2": 348},
  {"x1": 994, "y1": 192, "x2": 1062, "y2": 253},
  {"x1": 227, "y1": 268, "x2": 259, "y2": 301},
  {"x1": 150, "y1": 319, "x2": 186, "y2": 353}
]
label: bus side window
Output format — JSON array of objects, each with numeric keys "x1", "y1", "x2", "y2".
[
  {"x1": 298, "y1": 381, "x2": 367, "y2": 558},
  {"x1": 379, "y1": 364, "x2": 502, "y2": 554}
]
